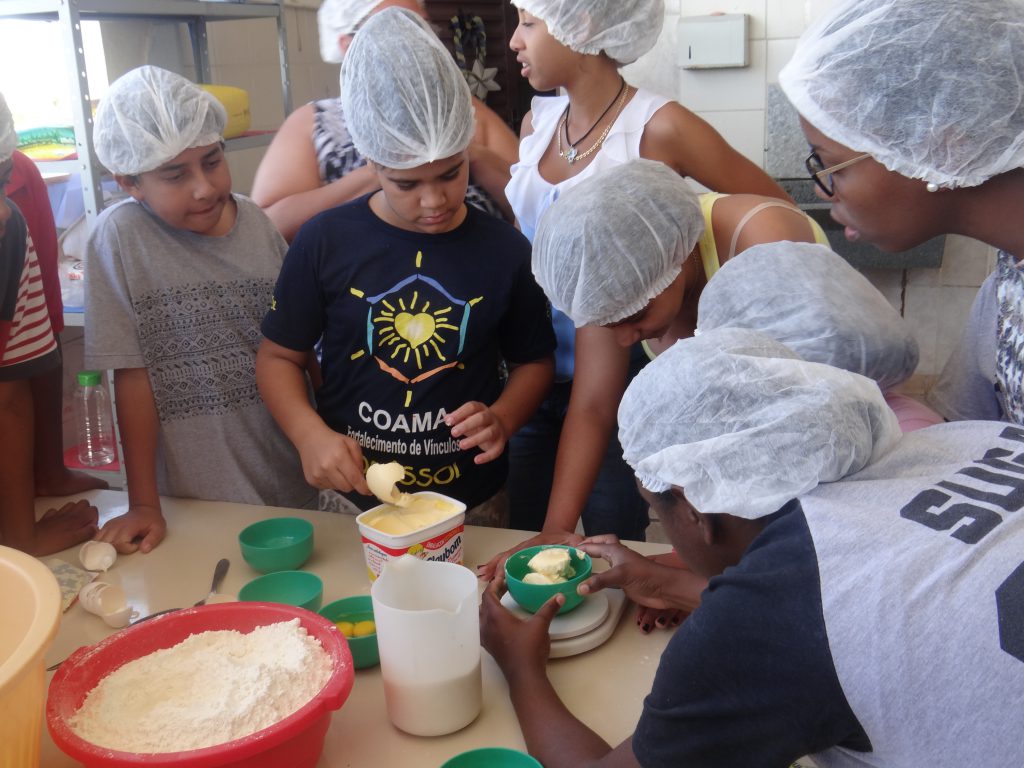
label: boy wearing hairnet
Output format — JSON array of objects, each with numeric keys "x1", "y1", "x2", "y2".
[
  {"x1": 258, "y1": 8, "x2": 554, "y2": 523},
  {"x1": 85, "y1": 66, "x2": 315, "y2": 554},
  {"x1": 482, "y1": 326, "x2": 1024, "y2": 768},
  {"x1": 0, "y1": 92, "x2": 98, "y2": 555}
]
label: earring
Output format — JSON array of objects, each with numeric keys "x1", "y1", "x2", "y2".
[{"x1": 926, "y1": 182, "x2": 939, "y2": 193}]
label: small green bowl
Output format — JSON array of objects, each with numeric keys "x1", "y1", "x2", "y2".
[
  {"x1": 504, "y1": 545, "x2": 592, "y2": 615},
  {"x1": 238, "y1": 570, "x2": 323, "y2": 612},
  {"x1": 441, "y1": 747, "x2": 542, "y2": 767},
  {"x1": 318, "y1": 595, "x2": 379, "y2": 670},
  {"x1": 238, "y1": 517, "x2": 314, "y2": 573}
]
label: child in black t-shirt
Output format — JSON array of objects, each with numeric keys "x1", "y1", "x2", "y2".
[{"x1": 257, "y1": 8, "x2": 554, "y2": 522}]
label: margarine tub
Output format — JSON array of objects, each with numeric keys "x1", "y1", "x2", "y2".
[{"x1": 356, "y1": 492, "x2": 467, "y2": 581}]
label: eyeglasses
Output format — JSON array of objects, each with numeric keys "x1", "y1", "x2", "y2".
[{"x1": 804, "y1": 151, "x2": 871, "y2": 196}]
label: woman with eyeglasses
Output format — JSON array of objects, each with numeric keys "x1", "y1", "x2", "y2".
[
  {"x1": 780, "y1": 0, "x2": 1024, "y2": 425},
  {"x1": 503, "y1": 0, "x2": 794, "y2": 542},
  {"x1": 251, "y1": 0, "x2": 520, "y2": 241}
]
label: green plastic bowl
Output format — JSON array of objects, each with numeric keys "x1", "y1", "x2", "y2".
[
  {"x1": 238, "y1": 517, "x2": 314, "y2": 573},
  {"x1": 238, "y1": 570, "x2": 323, "y2": 612},
  {"x1": 318, "y1": 595, "x2": 379, "y2": 670},
  {"x1": 504, "y1": 545, "x2": 592, "y2": 615},
  {"x1": 441, "y1": 748, "x2": 542, "y2": 767}
]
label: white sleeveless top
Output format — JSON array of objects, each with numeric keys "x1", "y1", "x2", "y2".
[
  {"x1": 505, "y1": 88, "x2": 670, "y2": 380},
  {"x1": 505, "y1": 88, "x2": 670, "y2": 242},
  {"x1": 799, "y1": 421, "x2": 1024, "y2": 767}
]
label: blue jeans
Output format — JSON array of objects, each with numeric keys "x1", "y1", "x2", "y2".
[{"x1": 507, "y1": 345, "x2": 650, "y2": 540}]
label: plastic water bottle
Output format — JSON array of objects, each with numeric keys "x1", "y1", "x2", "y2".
[{"x1": 75, "y1": 370, "x2": 115, "y2": 466}]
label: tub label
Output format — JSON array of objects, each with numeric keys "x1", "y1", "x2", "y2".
[{"x1": 361, "y1": 525, "x2": 464, "y2": 580}]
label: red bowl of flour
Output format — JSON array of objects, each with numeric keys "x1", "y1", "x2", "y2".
[{"x1": 46, "y1": 602, "x2": 353, "y2": 768}]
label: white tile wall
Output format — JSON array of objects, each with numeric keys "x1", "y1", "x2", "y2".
[{"x1": 619, "y1": 0, "x2": 994, "y2": 382}]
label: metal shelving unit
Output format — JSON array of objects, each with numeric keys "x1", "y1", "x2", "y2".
[{"x1": 0, "y1": 0, "x2": 292, "y2": 227}]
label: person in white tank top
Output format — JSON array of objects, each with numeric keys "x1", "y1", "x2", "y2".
[{"x1": 501, "y1": 0, "x2": 794, "y2": 550}]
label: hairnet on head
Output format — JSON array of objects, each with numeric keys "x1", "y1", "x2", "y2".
[
  {"x1": 779, "y1": 0, "x2": 1024, "y2": 189},
  {"x1": 532, "y1": 158, "x2": 704, "y2": 327},
  {"x1": 93, "y1": 66, "x2": 226, "y2": 176},
  {"x1": 697, "y1": 242, "x2": 919, "y2": 390},
  {"x1": 0, "y1": 92, "x2": 15, "y2": 164},
  {"x1": 511, "y1": 0, "x2": 664, "y2": 65},
  {"x1": 341, "y1": 8, "x2": 474, "y2": 169},
  {"x1": 317, "y1": 0, "x2": 383, "y2": 63},
  {"x1": 618, "y1": 327, "x2": 901, "y2": 519}
]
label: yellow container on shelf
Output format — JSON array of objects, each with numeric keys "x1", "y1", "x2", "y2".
[
  {"x1": 0, "y1": 546, "x2": 61, "y2": 768},
  {"x1": 199, "y1": 84, "x2": 252, "y2": 139}
]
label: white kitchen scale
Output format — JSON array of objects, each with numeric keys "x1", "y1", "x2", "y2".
[{"x1": 500, "y1": 588, "x2": 628, "y2": 657}]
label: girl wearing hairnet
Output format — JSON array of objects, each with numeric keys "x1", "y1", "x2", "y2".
[
  {"x1": 778, "y1": 0, "x2": 1024, "y2": 426},
  {"x1": 480, "y1": 159, "x2": 941, "y2": 596},
  {"x1": 503, "y1": 0, "x2": 793, "y2": 541},
  {"x1": 481, "y1": 326, "x2": 1024, "y2": 768},
  {"x1": 251, "y1": 0, "x2": 519, "y2": 242}
]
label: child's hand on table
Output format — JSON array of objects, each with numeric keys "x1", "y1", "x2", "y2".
[
  {"x1": 296, "y1": 427, "x2": 371, "y2": 496},
  {"x1": 96, "y1": 504, "x2": 166, "y2": 554},
  {"x1": 446, "y1": 401, "x2": 508, "y2": 464}
]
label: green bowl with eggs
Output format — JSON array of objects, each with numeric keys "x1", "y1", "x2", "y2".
[
  {"x1": 318, "y1": 595, "x2": 379, "y2": 669},
  {"x1": 504, "y1": 545, "x2": 591, "y2": 615}
]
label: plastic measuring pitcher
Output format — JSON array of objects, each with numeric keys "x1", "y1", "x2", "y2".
[{"x1": 370, "y1": 555, "x2": 482, "y2": 736}]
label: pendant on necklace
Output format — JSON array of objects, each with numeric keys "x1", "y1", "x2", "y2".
[{"x1": 566, "y1": 145, "x2": 578, "y2": 164}]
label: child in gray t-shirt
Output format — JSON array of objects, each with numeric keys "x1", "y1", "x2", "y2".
[{"x1": 85, "y1": 66, "x2": 315, "y2": 554}]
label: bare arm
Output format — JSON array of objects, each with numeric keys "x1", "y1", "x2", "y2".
[
  {"x1": 471, "y1": 97, "x2": 521, "y2": 165},
  {"x1": 98, "y1": 367, "x2": 166, "y2": 553},
  {"x1": 543, "y1": 328, "x2": 632, "y2": 533},
  {"x1": 0, "y1": 378, "x2": 37, "y2": 550},
  {"x1": 0, "y1": 378, "x2": 96, "y2": 554},
  {"x1": 465, "y1": 99, "x2": 519, "y2": 222},
  {"x1": 481, "y1": 574, "x2": 641, "y2": 768},
  {"x1": 640, "y1": 102, "x2": 791, "y2": 202},
  {"x1": 250, "y1": 104, "x2": 380, "y2": 242},
  {"x1": 255, "y1": 338, "x2": 370, "y2": 495}
]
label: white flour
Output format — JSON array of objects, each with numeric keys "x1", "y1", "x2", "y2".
[{"x1": 69, "y1": 618, "x2": 332, "y2": 753}]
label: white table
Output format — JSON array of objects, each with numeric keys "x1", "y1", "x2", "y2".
[{"x1": 38, "y1": 490, "x2": 674, "y2": 767}]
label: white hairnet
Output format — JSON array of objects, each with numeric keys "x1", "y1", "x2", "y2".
[
  {"x1": 93, "y1": 66, "x2": 226, "y2": 176},
  {"x1": 532, "y1": 159, "x2": 704, "y2": 327},
  {"x1": 341, "y1": 8, "x2": 474, "y2": 169},
  {"x1": 0, "y1": 92, "x2": 15, "y2": 164},
  {"x1": 317, "y1": 0, "x2": 383, "y2": 63},
  {"x1": 697, "y1": 242, "x2": 919, "y2": 390},
  {"x1": 511, "y1": 0, "x2": 664, "y2": 65},
  {"x1": 779, "y1": 0, "x2": 1024, "y2": 189},
  {"x1": 618, "y1": 327, "x2": 901, "y2": 519}
]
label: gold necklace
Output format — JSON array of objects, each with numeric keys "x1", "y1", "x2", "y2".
[{"x1": 557, "y1": 82, "x2": 631, "y2": 165}]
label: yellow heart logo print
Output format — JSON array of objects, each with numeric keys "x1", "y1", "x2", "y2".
[{"x1": 394, "y1": 312, "x2": 436, "y2": 348}]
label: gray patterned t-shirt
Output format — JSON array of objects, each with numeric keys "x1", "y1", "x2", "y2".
[{"x1": 85, "y1": 195, "x2": 315, "y2": 508}]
